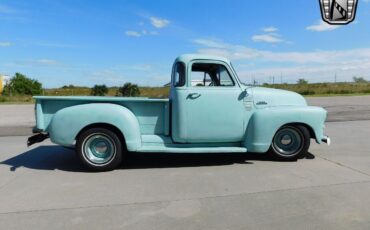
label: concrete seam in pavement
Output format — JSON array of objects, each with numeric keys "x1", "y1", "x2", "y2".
[
  {"x1": 317, "y1": 155, "x2": 370, "y2": 177},
  {"x1": 327, "y1": 118, "x2": 370, "y2": 122},
  {"x1": 1, "y1": 179, "x2": 370, "y2": 216}
]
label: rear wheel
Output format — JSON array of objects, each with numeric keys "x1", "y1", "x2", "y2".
[
  {"x1": 269, "y1": 125, "x2": 310, "y2": 160},
  {"x1": 76, "y1": 127, "x2": 123, "y2": 171}
]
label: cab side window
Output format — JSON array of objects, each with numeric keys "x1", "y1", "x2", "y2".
[
  {"x1": 191, "y1": 63, "x2": 235, "y2": 87},
  {"x1": 173, "y1": 62, "x2": 186, "y2": 87}
]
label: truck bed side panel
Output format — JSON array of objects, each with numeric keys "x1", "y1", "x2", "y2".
[{"x1": 35, "y1": 96, "x2": 170, "y2": 137}]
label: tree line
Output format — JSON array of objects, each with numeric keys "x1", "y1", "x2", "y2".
[
  {"x1": 2, "y1": 73, "x2": 42, "y2": 96},
  {"x1": 2, "y1": 73, "x2": 141, "y2": 97},
  {"x1": 2, "y1": 72, "x2": 369, "y2": 97},
  {"x1": 90, "y1": 83, "x2": 140, "y2": 96}
]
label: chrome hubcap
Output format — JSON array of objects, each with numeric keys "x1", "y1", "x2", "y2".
[
  {"x1": 94, "y1": 141, "x2": 108, "y2": 154},
  {"x1": 281, "y1": 135, "x2": 292, "y2": 145},
  {"x1": 82, "y1": 134, "x2": 116, "y2": 165}
]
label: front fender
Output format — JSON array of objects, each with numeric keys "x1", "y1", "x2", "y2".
[
  {"x1": 48, "y1": 103, "x2": 141, "y2": 151},
  {"x1": 244, "y1": 106, "x2": 327, "y2": 153}
]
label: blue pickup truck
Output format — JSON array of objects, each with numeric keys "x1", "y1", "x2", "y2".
[{"x1": 28, "y1": 54, "x2": 330, "y2": 171}]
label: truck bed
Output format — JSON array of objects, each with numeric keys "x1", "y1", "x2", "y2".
[{"x1": 34, "y1": 96, "x2": 170, "y2": 136}]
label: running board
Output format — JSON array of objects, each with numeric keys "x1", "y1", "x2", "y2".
[{"x1": 136, "y1": 146, "x2": 248, "y2": 153}]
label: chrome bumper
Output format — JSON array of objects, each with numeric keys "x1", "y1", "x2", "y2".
[{"x1": 321, "y1": 136, "x2": 331, "y2": 146}]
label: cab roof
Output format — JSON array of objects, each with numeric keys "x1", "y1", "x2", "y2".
[{"x1": 175, "y1": 54, "x2": 231, "y2": 65}]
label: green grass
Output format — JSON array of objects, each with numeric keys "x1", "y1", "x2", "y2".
[
  {"x1": 0, "y1": 95, "x2": 35, "y2": 104},
  {"x1": 262, "y1": 82, "x2": 370, "y2": 96},
  {"x1": 44, "y1": 87, "x2": 92, "y2": 96},
  {"x1": 1, "y1": 83, "x2": 369, "y2": 104},
  {"x1": 43, "y1": 86, "x2": 170, "y2": 98}
]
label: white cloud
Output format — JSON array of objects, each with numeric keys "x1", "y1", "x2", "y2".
[
  {"x1": 150, "y1": 17, "x2": 170, "y2": 28},
  {"x1": 125, "y1": 30, "x2": 141, "y2": 37},
  {"x1": 252, "y1": 34, "x2": 283, "y2": 43},
  {"x1": 252, "y1": 27, "x2": 288, "y2": 43},
  {"x1": 125, "y1": 16, "x2": 167, "y2": 38},
  {"x1": 194, "y1": 38, "x2": 370, "y2": 64},
  {"x1": 193, "y1": 39, "x2": 229, "y2": 48},
  {"x1": 125, "y1": 30, "x2": 158, "y2": 37},
  {"x1": 35, "y1": 59, "x2": 60, "y2": 66},
  {"x1": 192, "y1": 38, "x2": 370, "y2": 83},
  {"x1": 0, "y1": 42, "x2": 11, "y2": 47},
  {"x1": 263, "y1": 27, "x2": 278, "y2": 32},
  {"x1": 306, "y1": 20, "x2": 340, "y2": 32}
]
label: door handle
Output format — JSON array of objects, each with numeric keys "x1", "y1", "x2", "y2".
[{"x1": 187, "y1": 93, "x2": 201, "y2": 99}]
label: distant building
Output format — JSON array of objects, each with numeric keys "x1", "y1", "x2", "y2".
[{"x1": 0, "y1": 74, "x2": 10, "y2": 94}]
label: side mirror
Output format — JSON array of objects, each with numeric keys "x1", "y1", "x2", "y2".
[{"x1": 238, "y1": 89, "x2": 248, "y2": 100}]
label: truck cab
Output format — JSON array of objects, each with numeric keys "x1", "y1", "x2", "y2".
[
  {"x1": 170, "y1": 55, "x2": 249, "y2": 143},
  {"x1": 28, "y1": 54, "x2": 330, "y2": 171}
]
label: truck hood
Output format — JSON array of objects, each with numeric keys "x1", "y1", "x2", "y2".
[{"x1": 250, "y1": 87, "x2": 307, "y2": 108}]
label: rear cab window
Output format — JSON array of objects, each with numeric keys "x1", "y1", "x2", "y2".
[{"x1": 173, "y1": 62, "x2": 186, "y2": 87}]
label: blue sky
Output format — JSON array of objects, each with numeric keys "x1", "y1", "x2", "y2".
[{"x1": 1, "y1": 0, "x2": 370, "y2": 87}]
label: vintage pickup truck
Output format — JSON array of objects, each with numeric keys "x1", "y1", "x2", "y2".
[{"x1": 28, "y1": 54, "x2": 330, "y2": 171}]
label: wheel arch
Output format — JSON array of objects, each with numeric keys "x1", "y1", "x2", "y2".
[
  {"x1": 277, "y1": 122, "x2": 316, "y2": 140},
  {"x1": 48, "y1": 103, "x2": 142, "y2": 151}
]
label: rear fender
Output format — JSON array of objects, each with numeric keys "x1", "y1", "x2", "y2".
[{"x1": 48, "y1": 103, "x2": 141, "y2": 151}]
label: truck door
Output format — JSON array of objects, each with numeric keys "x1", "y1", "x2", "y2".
[{"x1": 185, "y1": 61, "x2": 245, "y2": 143}]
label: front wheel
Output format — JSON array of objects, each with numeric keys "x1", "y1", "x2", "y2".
[
  {"x1": 269, "y1": 125, "x2": 310, "y2": 161},
  {"x1": 76, "y1": 127, "x2": 123, "y2": 171}
]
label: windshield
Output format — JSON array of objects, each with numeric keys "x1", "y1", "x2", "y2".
[{"x1": 230, "y1": 62, "x2": 253, "y2": 87}]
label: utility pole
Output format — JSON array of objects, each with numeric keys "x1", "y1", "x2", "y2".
[
  {"x1": 334, "y1": 72, "x2": 337, "y2": 83},
  {"x1": 280, "y1": 72, "x2": 283, "y2": 84}
]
